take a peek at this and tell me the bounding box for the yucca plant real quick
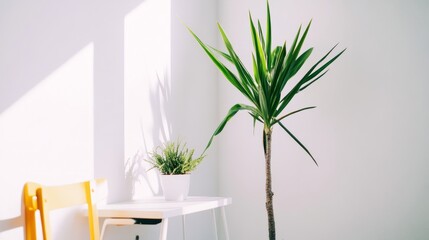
[188,1,345,239]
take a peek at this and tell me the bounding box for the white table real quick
[97,196,231,240]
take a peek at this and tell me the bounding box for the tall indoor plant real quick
[188,1,345,239]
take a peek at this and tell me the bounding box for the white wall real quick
[170,1,219,238]
[0,0,139,238]
[217,0,429,239]
[0,0,218,239]
[171,0,219,199]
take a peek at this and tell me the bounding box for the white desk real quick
[97,196,231,240]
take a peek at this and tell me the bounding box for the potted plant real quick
[188,1,345,239]
[147,140,204,201]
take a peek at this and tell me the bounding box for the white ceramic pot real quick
[160,174,190,201]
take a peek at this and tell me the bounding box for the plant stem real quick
[264,128,276,240]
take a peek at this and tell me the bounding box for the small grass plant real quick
[147,140,204,175]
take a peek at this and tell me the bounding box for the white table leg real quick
[221,207,230,240]
[212,209,219,240]
[159,218,169,240]
[182,215,187,240]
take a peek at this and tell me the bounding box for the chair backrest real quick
[23,182,41,240]
[24,179,106,240]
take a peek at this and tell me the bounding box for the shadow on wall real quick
[0,216,22,237]
[125,71,174,198]
[151,72,174,145]
[0,0,148,237]
[1,0,143,114]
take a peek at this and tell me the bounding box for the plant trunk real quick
[264,128,276,240]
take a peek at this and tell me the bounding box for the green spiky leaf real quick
[188,1,345,165]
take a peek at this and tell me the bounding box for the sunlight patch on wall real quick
[0,43,94,239]
[124,0,171,199]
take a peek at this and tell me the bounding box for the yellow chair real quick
[23,179,135,240]
[24,180,103,240]
[36,180,101,240]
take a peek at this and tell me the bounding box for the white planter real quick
[160,174,190,201]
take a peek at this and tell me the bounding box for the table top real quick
[96,196,232,219]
